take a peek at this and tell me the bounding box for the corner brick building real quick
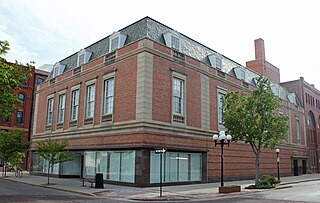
[31,17,308,186]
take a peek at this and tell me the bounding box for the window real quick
[217,92,225,124]
[173,78,184,115]
[103,78,114,115]
[171,35,180,50]
[18,93,25,104]
[108,32,127,52]
[110,37,119,52]
[77,49,92,67]
[208,54,222,70]
[57,94,66,123]
[2,117,9,123]
[52,63,66,78]
[86,84,95,118]
[37,78,44,84]
[46,98,54,125]
[16,111,23,123]
[296,118,300,143]
[70,89,79,121]
[318,116,320,128]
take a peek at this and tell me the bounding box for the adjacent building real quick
[0,66,49,170]
[30,17,308,186]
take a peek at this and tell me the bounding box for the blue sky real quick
[1,0,320,88]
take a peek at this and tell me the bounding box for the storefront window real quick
[61,153,81,175]
[150,151,202,183]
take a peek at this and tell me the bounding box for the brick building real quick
[0,66,49,170]
[31,17,308,186]
[282,77,320,174]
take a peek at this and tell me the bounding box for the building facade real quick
[282,77,320,174]
[31,17,308,186]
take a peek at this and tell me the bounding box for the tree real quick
[0,40,33,118]
[222,76,288,185]
[0,130,30,177]
[36,138,73,184]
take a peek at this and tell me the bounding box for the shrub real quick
[245,175,280,189]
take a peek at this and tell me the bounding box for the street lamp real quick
[213,131,232,187]
[276,148,280,181]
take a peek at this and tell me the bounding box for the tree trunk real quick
[255,152,260,185]
[47,165,50,185]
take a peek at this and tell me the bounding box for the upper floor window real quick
[103,78,114,115]
[46,98,54,125]
[233,67,246,81]
[296,118,300,143]
[109,32,127,52]
[217,91,225,124]
[77,49,92,67]
[52,63,66,78]
[70,89,79,121]
[18,93,25,104]
[2,117,9,123]
[16,111,23,123]
[318,116,320,128]
[173,78,184,115]
[85,84,95,118]
[37,78,44,84]
[163,32,182,51]
[57,94,66,123]
[208,54,222,70]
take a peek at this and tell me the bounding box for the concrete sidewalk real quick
[1,172,320,201]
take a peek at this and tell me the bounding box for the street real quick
[0,178,123,203]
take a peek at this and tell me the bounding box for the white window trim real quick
[85,79,96,119]
[217,87,227,126]
[77,49,92,67]
[57,93,66,124]
[46,94,54,125]
[52,63,66,78]
[163,31,182,51]
[208,54,223,70]
[70,88,80,121]
[172,71,186,124]
[102,72,115,116]
[108,31,127,53]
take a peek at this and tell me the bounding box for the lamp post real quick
[276,148,280,181]
[213,131,232,187]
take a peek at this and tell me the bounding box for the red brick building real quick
[282,77,320,174]
[31,17,308,186]
[0,66,49,170]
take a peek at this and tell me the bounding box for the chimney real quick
[254,38,265,60]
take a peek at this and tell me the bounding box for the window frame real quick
[57,93,66,123]
[16,111,23,123]
[46,97,54,125]
[103,77,115,115]
[70,89,80,121]
[85,83,96,118]
[217,87,227,126]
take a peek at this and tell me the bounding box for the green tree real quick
[8,151,25,172]
[36,138,73,184]
[0,130,29,177]
[0,40,33,118]
[222,76,288,185]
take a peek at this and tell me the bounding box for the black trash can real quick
[95,173,104,189]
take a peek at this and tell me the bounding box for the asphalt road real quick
[0,178,124,203]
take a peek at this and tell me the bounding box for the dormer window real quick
[163,31,182,51]
[233,67,246,81]
[77,49,92,67]
[271,85,280,96]
[208,54,222,70]
[52,63,66,78]
[109,32,127,52]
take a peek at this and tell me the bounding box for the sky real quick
[1,0,320,88]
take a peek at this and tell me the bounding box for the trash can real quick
[95,173,104,188]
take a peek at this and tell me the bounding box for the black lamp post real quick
[213,131,232,187]
[276,148,280,181]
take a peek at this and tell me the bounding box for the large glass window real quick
[296,118,300,143]
[103,78,114,115]
[150,151,202,183]
[57,94,65,123]
[60,153,81,175]
[84,151,135,183]
[173,78,184,115]
[46,98,54,125]
[71,89,79,121]
[86,84,95,118]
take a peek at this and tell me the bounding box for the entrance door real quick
[302,160,307,174]
[293,160,299,176]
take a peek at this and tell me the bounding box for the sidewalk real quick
[1,172,320,201]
